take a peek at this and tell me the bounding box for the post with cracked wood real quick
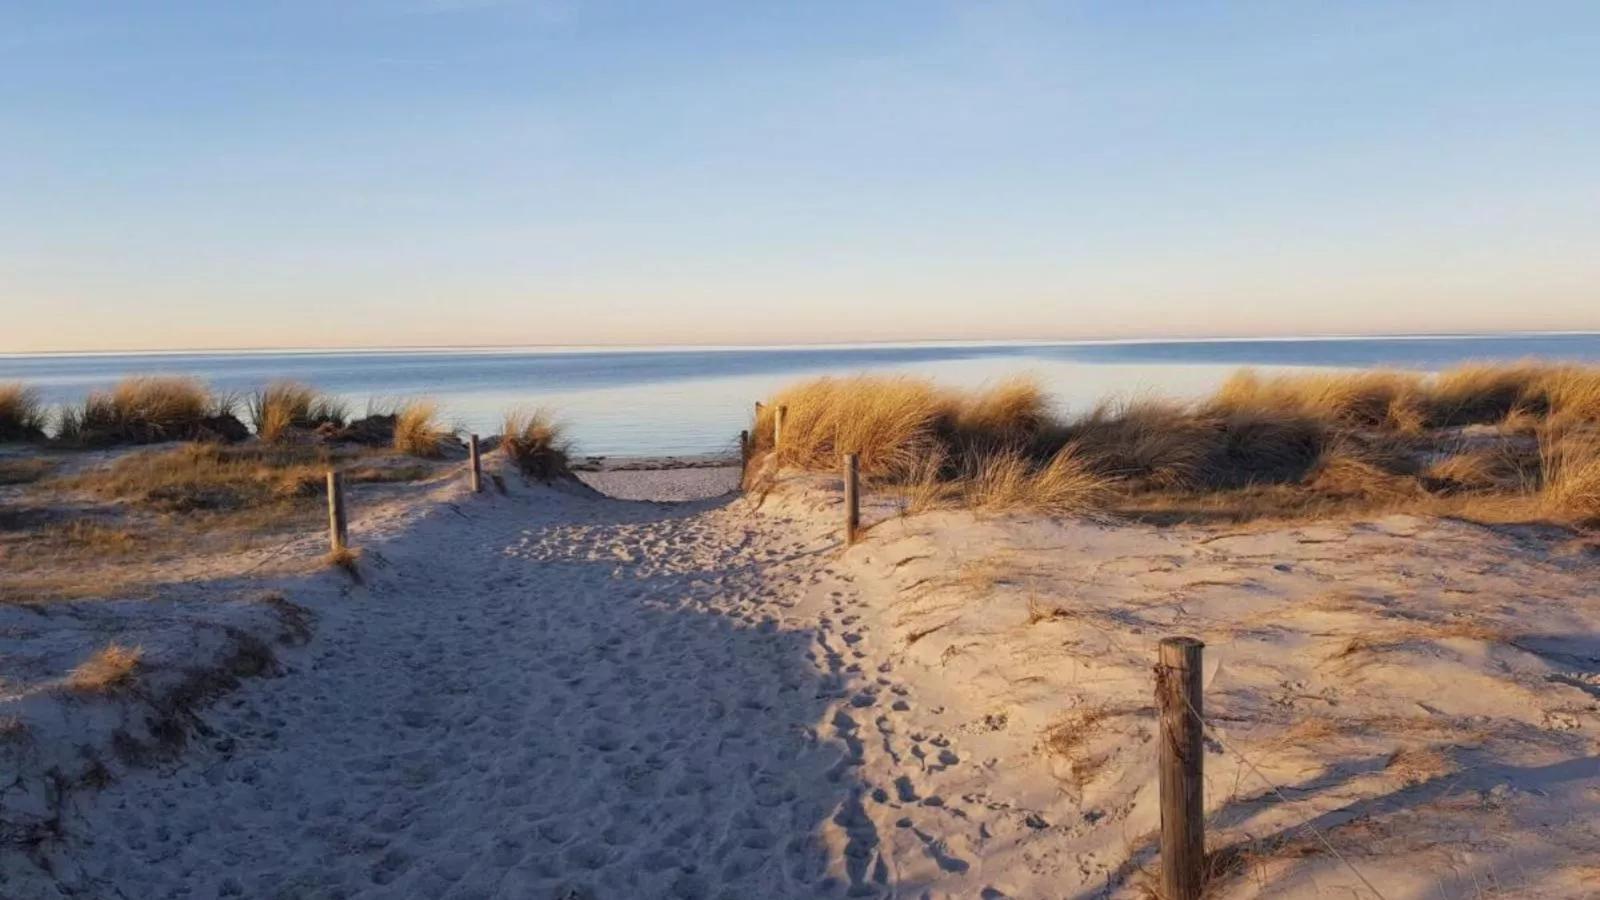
[1157,636,1205,900]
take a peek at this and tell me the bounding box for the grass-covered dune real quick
[748,362,1600,524]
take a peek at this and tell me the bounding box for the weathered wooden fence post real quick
[1157,637,1206,900]
[774,404,788,453]
[739,429,750,481]
[326,470,348,552]
[468,433,483,494]
[843,453,860,544]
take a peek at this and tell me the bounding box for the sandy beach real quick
[9,3,1600,893]
[1,446,1596,899]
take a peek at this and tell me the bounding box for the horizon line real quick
[4,328,1599,360]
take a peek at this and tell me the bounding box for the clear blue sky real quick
[3,1,1597,351]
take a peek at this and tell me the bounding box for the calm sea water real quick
[4,334,1598,456]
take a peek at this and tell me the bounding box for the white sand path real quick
[16,480,993,900]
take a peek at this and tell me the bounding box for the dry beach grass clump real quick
[750,361,1600,524]
[249,381,350,442]
[500,408,572,480]
[0,382,50,442]
[55,376,242,446]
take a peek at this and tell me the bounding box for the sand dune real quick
[3,460,1597,898]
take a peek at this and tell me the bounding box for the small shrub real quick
[67,644,143,693]
[393,401,450,458]
[502,408,571,480]
[0,382,49,442]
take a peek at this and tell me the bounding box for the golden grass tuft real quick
[1385,745,1459,785]
[67,643,143,693]
[1540,365,1600,427]
[393,401,450,458]
[1427,362,1549,426]
[1304,439,1425,503]
[1425,445,1539,494]
[961,445,1109,514]
[1540,431,1600,522]
[1041,705,1142,788]
[501,408,572,480]
[0,382,50,441]
[249,381,349,442]
[950,377,1051,444]
[1210,368,1427,432]
[58,376,218,446]
[758,376,948,477]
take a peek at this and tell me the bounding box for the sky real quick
[2,1,1597,352]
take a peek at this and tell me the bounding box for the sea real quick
[4,334,1599,457]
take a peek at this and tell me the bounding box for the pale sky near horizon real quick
[3,2,1597,353]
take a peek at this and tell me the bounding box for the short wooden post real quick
[1157,637,1206,900]
[843,453,861,544]
[468,434,483,494]
[774,404,788,452]
[739,429,750,480]
[326,470,348,553]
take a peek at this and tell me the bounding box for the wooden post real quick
[326,471,348,553]
[1157,637,1206,900]
[774,404,788,453]
[843,453,861,544]
[739,429,750,481]
[468,434,483,494]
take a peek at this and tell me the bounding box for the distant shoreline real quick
[5,329,1600,359]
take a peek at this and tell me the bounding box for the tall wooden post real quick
[468,434,483,494]
[326,471,348,553]
[774,404,788,453]
[1157,637,1206,900]
[739,429,750,481]
[843,453,860,544]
